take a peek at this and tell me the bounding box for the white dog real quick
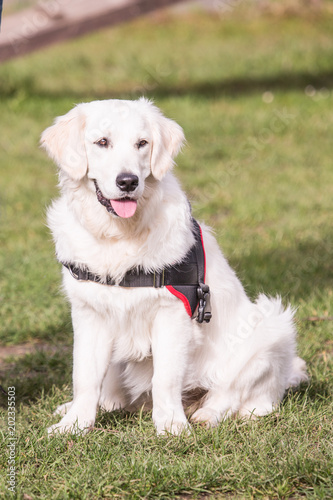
[41,98,307,436]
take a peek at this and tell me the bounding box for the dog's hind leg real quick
[190,389,237,427]
[190,382,273,426]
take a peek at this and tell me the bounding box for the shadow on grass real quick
[150,69,333,100]
[0,68,333,100]
[0,342,72,408]
[227,234,333,302]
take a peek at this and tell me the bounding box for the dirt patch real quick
[0,342,67,362]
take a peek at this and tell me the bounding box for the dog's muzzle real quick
[93,180,138,218]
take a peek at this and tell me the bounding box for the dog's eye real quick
[95,138,108,147]
[137,139,148,149]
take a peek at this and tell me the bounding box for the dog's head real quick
[41,98,185,218]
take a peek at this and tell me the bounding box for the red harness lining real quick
[166,285,193,317]
[166,224,206,318]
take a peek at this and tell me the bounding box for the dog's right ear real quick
[40,105,87,180]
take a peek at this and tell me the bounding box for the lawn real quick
[0,1,332,498]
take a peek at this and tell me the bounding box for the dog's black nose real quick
[116,173,139,193]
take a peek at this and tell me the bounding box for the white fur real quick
[41,98,308,436]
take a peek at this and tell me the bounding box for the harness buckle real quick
[153,270,165,288]
[197,283,212,323]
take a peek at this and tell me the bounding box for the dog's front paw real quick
[153,411,191,436]
[47,411,95,437]
[162,420,191,436]
[47,421,86,437]
[47,420,93,437]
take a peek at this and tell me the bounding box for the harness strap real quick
[62,218,211,323]
[63,262,198,288]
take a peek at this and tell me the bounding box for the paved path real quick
[0,0,191,62]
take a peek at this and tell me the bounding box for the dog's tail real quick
[254,294,308,390]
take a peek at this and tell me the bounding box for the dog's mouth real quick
[93,180,138,218]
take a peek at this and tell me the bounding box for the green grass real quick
[0,1,332,498]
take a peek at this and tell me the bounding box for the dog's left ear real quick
[40,104,87,180]
[140,99,185,180]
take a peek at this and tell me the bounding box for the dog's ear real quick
[140,99,185,181]
[40,105,87,180]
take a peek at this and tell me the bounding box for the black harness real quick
[62,218,211,323]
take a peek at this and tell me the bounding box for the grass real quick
[0,1,332,497]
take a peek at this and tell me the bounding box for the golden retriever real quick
[41,98,307,435]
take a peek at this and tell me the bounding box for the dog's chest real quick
[107,288,157,363]
[66,275,171,362]
[111,312,153,364]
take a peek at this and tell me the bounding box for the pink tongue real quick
[110,199,137,218]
